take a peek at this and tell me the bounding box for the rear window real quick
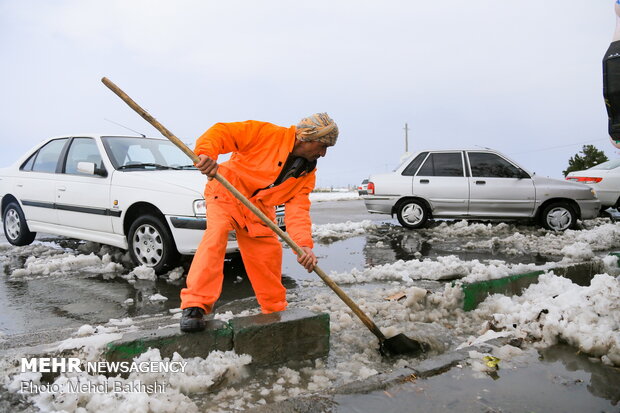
[402,152,428,176]
[588,159,620,170]
[417,152,463,177]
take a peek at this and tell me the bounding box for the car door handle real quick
[16,184,23,188]
[475,180,486,185]
[420,179,430,184]
[57,186,66,191]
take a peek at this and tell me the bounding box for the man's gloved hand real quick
[195,154,219,180]
[297,246,318,273]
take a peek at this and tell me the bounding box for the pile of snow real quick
[10,252,123,278]
[324,254,554,285]
[6,349,251,413]
[473,272,620,366]
[309,191,360,202]
[148,293,168,302]
[455,220,620,257]
[312,220,375,242]
[124,265,157,282]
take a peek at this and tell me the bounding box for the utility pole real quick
[403,123,409,153]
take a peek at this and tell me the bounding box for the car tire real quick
[3,202,36,246]
[128,214,179,274]
[396,199,429,229]
[540,202,577,231]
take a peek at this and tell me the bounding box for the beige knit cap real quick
[295,113,339,146]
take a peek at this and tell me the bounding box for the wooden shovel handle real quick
[101,77,387,342]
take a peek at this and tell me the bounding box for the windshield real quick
[588,158,620,170]
[101,137,196,170]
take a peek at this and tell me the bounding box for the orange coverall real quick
[180,121,316,314]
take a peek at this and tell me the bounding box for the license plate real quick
[276,215,285,228]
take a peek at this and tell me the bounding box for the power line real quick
[508,138,609,156]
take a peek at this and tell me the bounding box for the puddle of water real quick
[333,344,620,413]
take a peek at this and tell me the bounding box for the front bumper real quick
[166,216,239,255]
[575,199,601,220]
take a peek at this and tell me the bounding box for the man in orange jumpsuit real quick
[180,113,338,332]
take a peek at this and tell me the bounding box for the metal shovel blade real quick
[380,333,428,357]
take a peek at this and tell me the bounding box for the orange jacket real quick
[194,120,315,248]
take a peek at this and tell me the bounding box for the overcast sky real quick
[1,0,618,187]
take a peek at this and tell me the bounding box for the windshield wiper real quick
[175,165,198,169]
[117,163,178,170]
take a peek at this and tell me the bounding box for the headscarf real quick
[295,113,339,146]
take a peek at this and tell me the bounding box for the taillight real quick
[566,176,603,183]
[367,182,375,195]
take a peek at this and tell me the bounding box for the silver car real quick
[364,149,600,231]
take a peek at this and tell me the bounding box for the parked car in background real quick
[364,149,600,231]
[358,179,369,196]
[0,135,285,274]
[565,159,620,212]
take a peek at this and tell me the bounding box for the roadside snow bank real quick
[326,255,553,284]
[474,272,620,366]
[309,191,360,202]
[458,220,620,256]
[10,252,123,278]
[7,349,251,413]
[312,220,375,242]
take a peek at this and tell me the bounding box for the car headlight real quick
[193,199,206,216]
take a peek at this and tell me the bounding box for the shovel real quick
[101,77,427,357]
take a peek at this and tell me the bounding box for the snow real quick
[473,271,620,365]
[324,254,555,285]
[6,349,252,413]
[126,265,157,281]
[454,220,620,257]
[2,216,619,411]
[149,293,168,302]
[312,220,375,242]
[9,252,123,278]
[309,191,360,202]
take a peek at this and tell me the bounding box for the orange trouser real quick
[180,200,287,314]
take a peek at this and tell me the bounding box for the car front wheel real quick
[128,215,179,274]
[396,199,429,229]
[3,202,36,246]
[540,202,577,231]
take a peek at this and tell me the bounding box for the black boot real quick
[180,307,206,332]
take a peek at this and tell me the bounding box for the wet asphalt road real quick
[0,200,384,338]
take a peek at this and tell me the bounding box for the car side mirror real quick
[77,161,107,177]
[77,161,96,175]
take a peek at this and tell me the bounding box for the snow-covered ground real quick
[309,191,360,202]
[1,217,619,412]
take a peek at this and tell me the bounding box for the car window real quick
[588,159,620,170]
[31,138,69,173]
[102,137,195,169]
[64,138,105,175]
[402,152,428,176]
[417,152,463,177]
[468,152,522,178]
[20,153,37,171]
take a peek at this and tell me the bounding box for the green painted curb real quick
[458,253,618,312]
[105,319,233,363]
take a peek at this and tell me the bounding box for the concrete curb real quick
[105,308,330,367]
[459,253,619,311]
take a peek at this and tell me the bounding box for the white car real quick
[364,149,600,231]
[565,159,620,211]
[0,135,285,273]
